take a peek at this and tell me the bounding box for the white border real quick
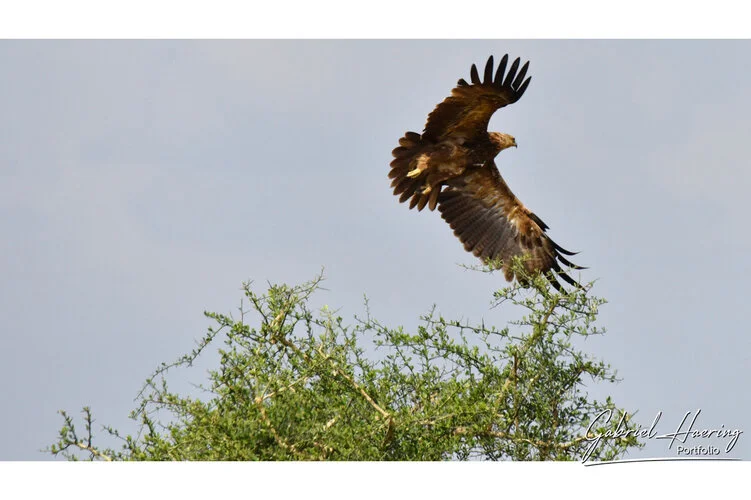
[3,461,749,499]
[0,0,749,38]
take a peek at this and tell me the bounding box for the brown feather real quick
[513,61,530,89]
[392,146,413,158]
[428,187,441,211]
[393,176,417,196]
[458,218,491,252]
[399,132,421,146]
[503,58,521,87]
[467,219,497,255]
[408,194,420,209]
[388,167,408,181]
[447,205,486,233]
[494,54,508,87]
[474,229,501,259]
[470,64,480,84]
[400,190,416,204]
[483,56,494,84]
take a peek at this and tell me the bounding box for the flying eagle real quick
[388,55,583,291]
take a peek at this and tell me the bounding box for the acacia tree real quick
[48,262,640,461]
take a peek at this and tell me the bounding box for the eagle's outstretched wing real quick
[422,55,531,143]
[437,163,582,291]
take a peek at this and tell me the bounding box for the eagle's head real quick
[490,132,517,154]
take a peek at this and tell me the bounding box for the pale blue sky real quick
[1,40,748,460]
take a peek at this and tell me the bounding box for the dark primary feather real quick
[494,55,508,85]
[483,57,494,84]
[512,61,530,89]
[502,58,520,87]
[422,54,532,143]
[470,63,480,84]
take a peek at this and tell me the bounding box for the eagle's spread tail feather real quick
[389,131,438,211]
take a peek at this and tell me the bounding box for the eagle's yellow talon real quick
[406,168,422,178]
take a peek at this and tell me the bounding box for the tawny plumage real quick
[388,55,583,291]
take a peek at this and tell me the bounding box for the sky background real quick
[0,40,748,460]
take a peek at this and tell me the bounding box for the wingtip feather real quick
[494,54,509,87]
[483,56,494,85]
[502,57,521,88]
[470,64,480,84]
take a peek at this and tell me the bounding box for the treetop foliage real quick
[49,261,640,461]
